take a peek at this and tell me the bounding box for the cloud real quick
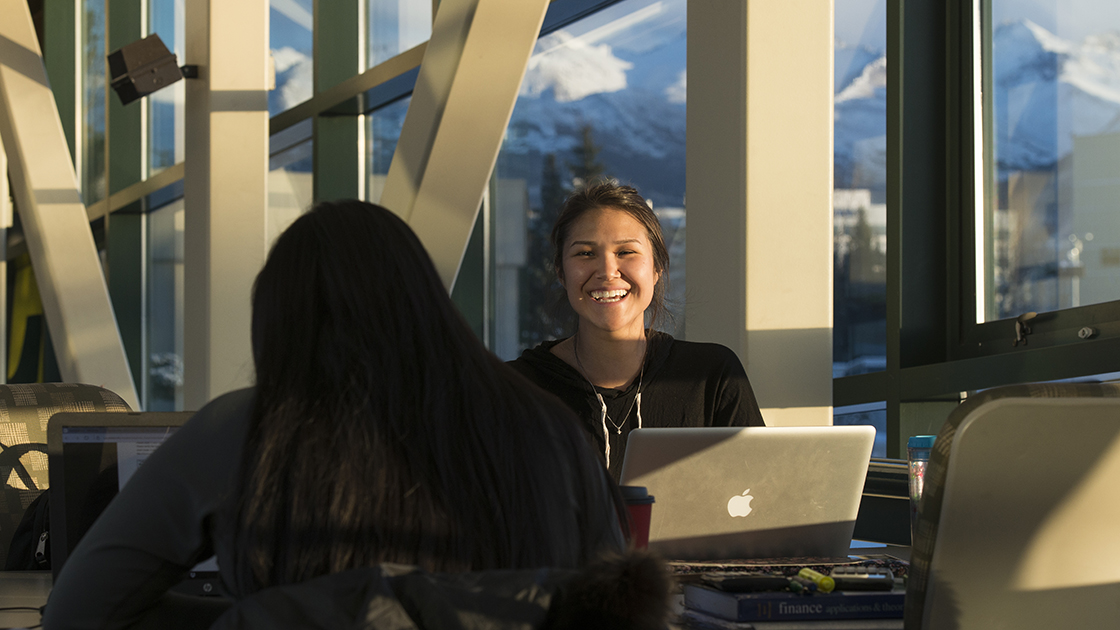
[665,70,686,104]
[521,30,633,103]
[272,46,308,74]
[271,46,313,111]
[836,54,886,103]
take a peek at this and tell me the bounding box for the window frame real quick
[834,0,1120,458]
[954,0,1120,363]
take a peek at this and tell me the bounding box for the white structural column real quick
[380,0,550,291]
[686,1,834,426]
[0,1,139,408]
[183,0,269,409]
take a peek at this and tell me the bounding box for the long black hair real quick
[230,200,622,593]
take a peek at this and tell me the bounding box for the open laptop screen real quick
[56,424,179,564]
[47,411,220,593]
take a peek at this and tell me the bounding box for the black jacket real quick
[210,552,672,630]
[509,331,765,480]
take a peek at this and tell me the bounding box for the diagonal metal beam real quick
[380,0,550,291]
[0,0,139,408]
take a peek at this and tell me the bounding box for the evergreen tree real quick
[540,153,567,227]
[520,127,612,348]
[834,206,887,373]
[848,208,884,284]
[520,154,570,346]
[569,124,606,185]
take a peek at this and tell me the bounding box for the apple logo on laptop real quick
[727,489,754,517]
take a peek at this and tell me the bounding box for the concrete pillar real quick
[183,0,270,409]
[686,0,834,426]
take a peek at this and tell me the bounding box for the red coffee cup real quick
[620,485,655,549]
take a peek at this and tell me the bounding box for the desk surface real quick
[0,571,50,629]
[0,546,910,629]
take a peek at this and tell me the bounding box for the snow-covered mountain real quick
[501,22,688,208]
[832,18,1120,188]
[360,16,1120,209]
[991,19,1120,170]
[835,42,887,193]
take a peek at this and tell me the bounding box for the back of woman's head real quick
[251,200,461,407]
[234,200,616,593]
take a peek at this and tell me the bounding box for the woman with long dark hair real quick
[510,181,766,480]
[44,201,625,629]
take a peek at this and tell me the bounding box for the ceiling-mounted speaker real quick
[108,34,183,106]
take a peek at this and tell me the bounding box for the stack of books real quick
[679,564,906,630]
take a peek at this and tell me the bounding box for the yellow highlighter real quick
[797,567,835,593]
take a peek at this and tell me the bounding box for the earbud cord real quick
[572,330,645,469]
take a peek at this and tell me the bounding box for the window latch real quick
[1014,312,1037,347]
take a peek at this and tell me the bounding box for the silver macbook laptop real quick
[47,411,220,595]
[619,426,876,561]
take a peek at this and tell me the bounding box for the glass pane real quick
[148,0,185,174]
[146,198,185,411]
[490,0,687,360]
[833,0,887,377]
[269,120,314,246]
[368,0,431,68]
[270,0,314,114]
[81,0,106,204]
[835,402,887,458]
[983,1,1120,321]
[366,96,410,204]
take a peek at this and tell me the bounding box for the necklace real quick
[572,331,646,469]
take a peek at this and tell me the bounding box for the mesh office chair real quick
[0,383,130,567]
[905,382,1120,630]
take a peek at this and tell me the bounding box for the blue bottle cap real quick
[907,435,936,449]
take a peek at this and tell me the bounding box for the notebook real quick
[618,426,876,561]
[47,411,221,595]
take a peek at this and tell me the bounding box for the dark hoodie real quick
[509,330,765,481]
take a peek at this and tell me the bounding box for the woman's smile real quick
[590,289,629,303]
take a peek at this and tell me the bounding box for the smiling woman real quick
[509,181,766,480]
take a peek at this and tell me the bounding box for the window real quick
[148,0,185,175]
[146,196,185,411]
[269,120,314,244]
[80,0,106,203]
[366,96,411,204]
[980,1,1120,322]
[834,0,887,378]
[368,0,431,69]
[270,0,314,114]
[835,402,888,458]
